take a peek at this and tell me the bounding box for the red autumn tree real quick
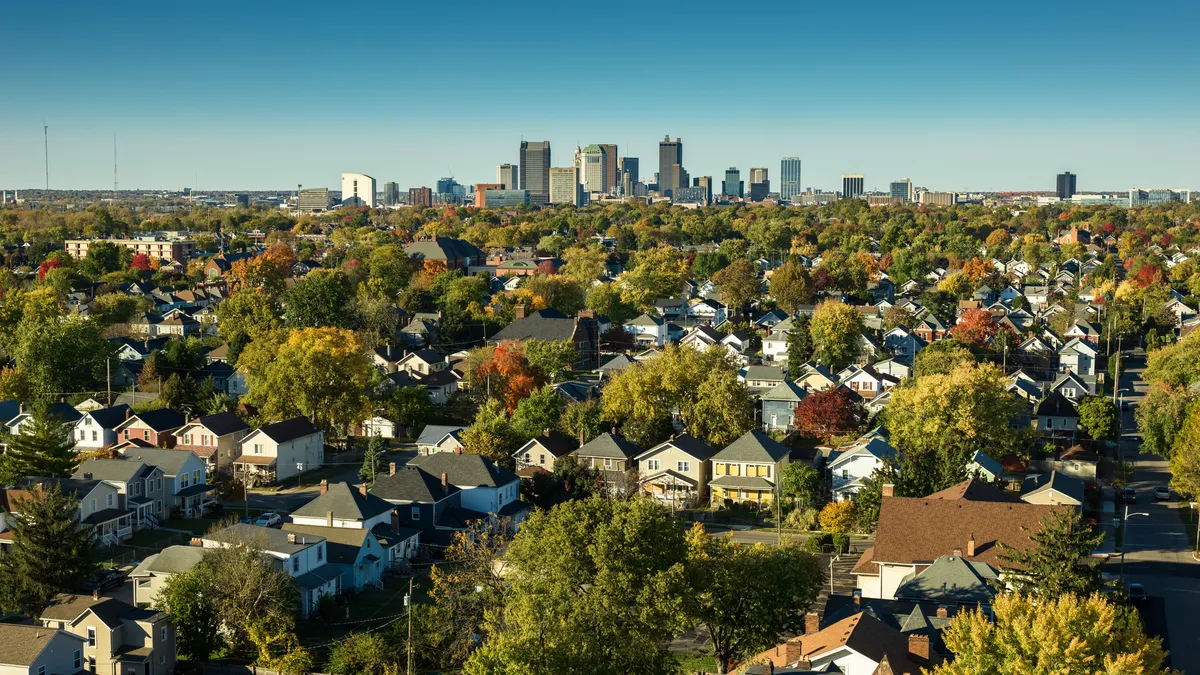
[37,257,62,281]
[130,253,153,271]
[793,387,859,440]
[474,340,541,412]
[950,308,998,347]
[536,260,557,275]
[1135,263,1164,288]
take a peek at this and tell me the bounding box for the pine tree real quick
[998,507,1105,598]
[358,435,388,483]
[786,314,814,375]
[0,483,97,616]
[0,406,80,484]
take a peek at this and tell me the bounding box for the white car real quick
[1154,486,1171,501]
[254,512,283,527]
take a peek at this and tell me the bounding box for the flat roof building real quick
[341,173,376,208]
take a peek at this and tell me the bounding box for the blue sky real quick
[2,0,1198,192]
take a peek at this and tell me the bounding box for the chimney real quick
[907,634,931,665]
[92,588,100,600]
[515,304,526,320]
[936,604,949,619]
[320,479,328,495]
[543,427,550,437]
[126,409,132,420]
[391,509,400,530]
[852,588,862,609]
[287,532,296,544]
[967,535,976,558]
[83,472,93,480]
[441,472,448,490]
[359,484,368,497]
[109,448,119,460]
[804,611,820,634]
[18,403,24,415]
[454,445,461,455]
[952,548,963,558]
[389,462,396,476]
[326,511,333,527]
[882,483,894,497]
[189,537,202,546]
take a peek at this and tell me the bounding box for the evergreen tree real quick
[786,314,814,375]
[998,507,1105,598]
[0,406,79,485]
[359,436,389,484]
[0,483,96,616]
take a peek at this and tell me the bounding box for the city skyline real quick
[1,1,1198,191]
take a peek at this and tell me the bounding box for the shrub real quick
[317,593,340,621]
[803,532,832,553]
[818,501,858,534]
[785,507,820,531]
[831,532,850,554]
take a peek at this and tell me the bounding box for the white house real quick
[71,405,134,450]
[233,417,325,484]
[1058,337,1098,376]
[203,523,337,618]
[415,425,466,455]
[828,436,897,502]
[624,313,667,347]
[409,451,527,524]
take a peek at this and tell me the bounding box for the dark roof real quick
[116,448,196,476]
[290,482,395,522]
[407,453,517,488]
[518,430,577,458]
[1021,471,1085,504]
[573,432,642,460]
[19,476,101,501]
[490,309,582,342]
[925,478,1021,503]
[418,369,459,386]
[373,344,406,362]
[254,416,321,443]
[124,408,185,432]
[1034,391,1078,417]
[405,348,444,364]
[642,433,718,462]
[0,400,18,424]
[86,404,133,428]
[41,593,136,628]
[73,458,154,484]
[893,554,998,604]
[281,524,371,565]
[205,522,324,555]
[403,237,483,263]
[192,411,251,436]
[415,425,465,446]
[370,466,458,503]
[711,429,790,463]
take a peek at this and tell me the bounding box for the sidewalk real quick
[1095,486,1117,556]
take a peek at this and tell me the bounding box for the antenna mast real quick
[43,121,49,190]
[113,135,119,195]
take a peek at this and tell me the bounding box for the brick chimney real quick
[320,479,328,495]
[441,472,448,490]
[287,532,296,544]
[882,483,894,497]
[359,484,368,497]
[454,445,462,455]
[967,535,975,558]
[83,472,93,480]
[93,588,100,599]
[189,537,202,546]
[804,611,820,635]
[515,304,526,319]
[936,604,949,619]
[952,547,963,558]
[907,634,931,665]
[126,409,132,420]
[389,462,396,476]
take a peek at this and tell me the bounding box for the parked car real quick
[86,568,126,592]
[204,502,224,516]
[1121,487,1137,504]
[1127,583,1147,603]
[1155,486,1171,501]
[254,512,282,527]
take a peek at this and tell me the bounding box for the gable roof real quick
[893,553,999,603]
[84,404,134,429]
[205,522,324,555]
[572,432,643,461]
[130,545,206,577]
[0,624,85,666]
[1021,471,1085,504]
[117,447,199,476]
[516,430,577,458]
[925,478,1020,502]
[638,433,718,462]
[191,411,251,436]
[762,379,808,402]
[1035,391,1077,417]
[291,482,395,522]
[281,523,372,564]
[40,593,138,629]
[118,407,185,432]
[370,466,458,503]
[415,424,466,446]
[490,309,582,342]
[407,452,518,488]
[72,458,155,484]
[253,416,321,443]
[711,429,790,463]
[828,437,896,469]
[799,612,920,673]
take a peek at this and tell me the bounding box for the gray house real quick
[760,380,807,432]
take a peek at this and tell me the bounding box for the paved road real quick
[1110,350,1200,673]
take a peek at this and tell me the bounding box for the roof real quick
[281,524,371,564]
[403,348,444,364]
[290,482,395,522]
[828,437,896,469]
[799,612,920,673]
[253,416,321,443]
[85,404,134,428]
[117,447,197,476]
[893,553,999,603]
[407,452,518,488]
[639,433,718,462]
[415,424,465,446]
[597,354,633,372]
[0,624,84,666]
[41,593,136,629]
[19,476,102,501]
[1034,391,1078,417]
[403,237,483,263]
[517,430,577,459]
[745,365,785,381]
[871,495,1059,567]
[572,432,643,461]
[1021,471,1085,505]
[130,545,206,578]
[711,429,790,463]
[761,379,808,402]
[191,411,251,436]
[121,407,186,432]
[970,450,1004,478]
[73,458,153,484]
[628,313,665,327]
[370,466,458,503]
[709,475,775,489]
[370,522,421,549]
[489,308,584,342]
[926,478,1020,502]
[205,523,324,555]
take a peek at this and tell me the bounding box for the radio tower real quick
[113,135,119,195]
[43,121,49,190]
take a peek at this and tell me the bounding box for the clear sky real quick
[2,0,1198,193]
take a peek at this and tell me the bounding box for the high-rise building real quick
[722,168,743,199]
[497,164,519,190]
[408,187,433,208]
[750,168,769,185]
[383,181,400,206]
[1056,171,1077,200]
[673,186,708,204]
[520,141,551,205]
[341,173,376,207]
[889,178,914,203]
[474,183,503,208]
[749,181,770,202]
[919,191,958,207]
[780,158,802,201]
[695,176,713,203]
[297,188,333,214]
[618,157,639,185]
[599,144,618,193]
[658,136,683,197]
[841,174,864,199]
[549,167,581,205]
[582,145,606,194]
[482,189,530,208]
[436,177,458,195]
[1129,188,1190,207]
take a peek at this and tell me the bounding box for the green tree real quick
[559,400,607,446]
[786,314,814,374]
[283,269,357,329]
[1137,385,1192,458]
[462,399,517,468]
[12,316,115,397]
[818,501,857,533]
[689,369,755,448]
[585,282,637,324]
[620,246,689,310]
[366,244,414,296]
[0,484,96,617]
[931,593,1174,675]
[465,498,689,675]
[768,261,812,315]
[684,524,824,674]
[560,246,610,284]
[1077,395,1119,440]
[327,633,397,675]
[912,338,974,377]
[711,258,760,313]
[510,385,566,440]
[525,339,579,382]
[429,519,512,667]
[158,567,224,660]
[359,436,389,483]
[690,251,729,281]
[388,386,432,432]
[809,300,863,368]
[998,507,1105,598]
[780,460,822,510]
[853,465,900,531]
[90,293,148,327]
[0,406,80,485]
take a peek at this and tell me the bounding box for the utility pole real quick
[406,577,414,675]
[106,358,112,406]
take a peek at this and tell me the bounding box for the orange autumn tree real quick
[961,257,995,285]
[473,340,542,411]
[231,243,294,296]
[950,308,998,347]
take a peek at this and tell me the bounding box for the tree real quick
[510,384,566,440]
[931,593,1174,675]
[684,524,824,674]
[471,341,541,412]
[560,246,609,284]
[462,399,517,468]
[0,484,96,617]
[1168,400,1200,498]
[388,386,432,432]
[0,406,81,484]
[217,289,282,340]
[786,314,814,374]
[809,300,863,368]
[921,290,958,326]
[620,246,689,310]
[1137,385,1192,458]
[881,305,916,332]
[232,243,294,296]
[90,292,148,327]
[769,261,812,315]
[912,338,974,377]
[246,327,372,434]
[938,271,973,299]
[853,465,900,531]
[792,387,859,440]
[524,339,578,382]
[711,258,760,312]
[585,282,637,324]
[950,308,998,347]
[158,567,223,660]
[12,316,115,397]
[283,269,357,329]
[327,633,397,675]
[818,501,857,533]
[0,367,32,404]
[429,519,512,667]
[689,369,755,447]
[359,436,389,483]
[366,244,414,296]
[780,462,822,510]
[559,400,607,447]
[690,251,729,281]
[465,498,689,675]
[130,252,153,272]
[522,456,603,508]
[1077,395,1119,441]
[998,507,1105,598]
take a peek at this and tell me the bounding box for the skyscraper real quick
[520,140,551,205]
[341,173,376,207]
[750,168,769,185]
[695,176,713,203]
[1056,171,1077,200]
[780,158,802,201]
[383,181,400,206]
[599,144,617,193]
[723,168,743,199]
[408,187,432,208]
[841,174,864,199]
[618,157,639,184]
[549,167,581,206]
[889,178,914,203]
[582,145,606,194]
[497,164,518,190]
[658,136,683,198]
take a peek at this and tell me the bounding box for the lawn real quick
[297,575,432,646]
[674,653,718,673]
[159,517,219,536]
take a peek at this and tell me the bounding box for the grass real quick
[272,462,354,490]
[297,575,433,645]
[674,653,719,673]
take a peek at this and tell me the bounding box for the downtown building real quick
[722,167,743,199]
[520,141,551,205]
[780,157,802,202]
[919,191,958,207]
[658,136,684,198]
[1129,188,1190,207]
[841,174,864,199]
[297,187,333,214]
[497,163,519,190]
[341,173,376,207]
[549,167,582,205]
[1056,171,1077,200]
[889,178,914,203]
[408,187,433,208]
[383,181,400,206]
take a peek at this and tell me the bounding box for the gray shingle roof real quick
[489,309,581,342]
[407,452,517,488]
[761,380,807,402]
[893,554,998,603]
[415,424,465,446]
[73,458,152,484]
[711,429,790,463]
[130,545,206,578]
[0,624,85,666]
[370,466,458,503]
[290,482,395,522]
[204,522,324,555]
[572,432,643,461]
[117,448,196,476]
[191,411,251,437]
[640,433,718,462]
[1021,471,1085,504]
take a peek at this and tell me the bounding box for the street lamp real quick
[1120,503,1150,587]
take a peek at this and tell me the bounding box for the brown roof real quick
[851,545,879,575]
[872,495,1059,567]
[0,624,83,666]
[799,613,919,673]
[925,478,1020,503]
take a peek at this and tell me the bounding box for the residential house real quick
[71,405,133,451]
[754,309,788,329]
[968,450,1004,482]
[416,368,461,405]
[625,313,668,347]
[679,325,723,351]
[113,409,186,448]
[570,432,643,497]
[839,365,888,399]
[0,623,89,675]
[233,417,325,484]
[871,358,911,380]
[409,451,527,523]
[2,478,131,548]
[709,429,790,506]
[747,611,934,675]
[829,436,897,502]
[882,327,924,361]
[202,523,337,618]
[116,448,211,518]
[290,480,420,568]
[370,466,486,549]
[635,434,717,507]
[1064,320,1102,347]
[1049,372,1091,402]
[130,545,207,606]
[72,458,167,528]
[743,365,786,391]
[761,380,806,431]
[488,307,601,369]
[513,430,577,474]
[6,402,82,436]
[403,237,485,270]
[687,298,727,325]
[795,363,837,392]
[360,415,396,438]
[852,480,1059,599]
[171,412,252,478]
[394,349,447,378]
[855,333,881,364]
[39,594,176,675]
[912,316,949,343]
[281,522,388,592]
[416,425,466,455]
[1020,471,1085,510]
[1058,337,1099,376]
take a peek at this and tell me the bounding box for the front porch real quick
[85,509,136,548]
[640,471,702,508]
[174,483,215,518]
[233,456,278,486]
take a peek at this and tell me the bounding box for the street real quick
[1110,349,1200,673]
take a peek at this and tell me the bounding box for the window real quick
[842,469,849,479]
[78,430,83,441]
[37,667,45,675]
[123,430,130,440]
[254,444,263,454]
[677,460,690,473]
[143,430,150,441]
[1062,388,1076,399]
[74,650,82,671]
[92,430,97,441]
[106,494,113,508]
[292,557,300,573]
[317,545,323,562]
[183,434,192,445]
[157,478,162,491]
[161,626,167,642]
[647,459,660,472]
[89,498,96,514]
[538,454,546,465]
[87,626,96,647]
[411,506,421,519]
[604,458,612,469]
[155,500,161,514]
[523,452,530,463]
[193,469,201,484]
